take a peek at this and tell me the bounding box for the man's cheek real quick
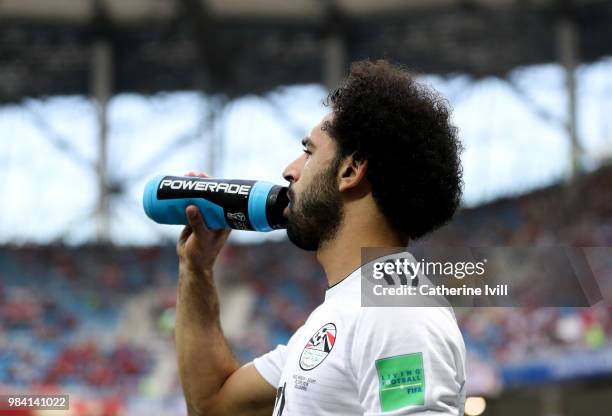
[304,157,312,170]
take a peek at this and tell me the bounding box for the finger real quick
[186,205,208,236]
[178,225,193,244]
[213,228,231,246]
[184,171,196,177]
[197,172,210,178]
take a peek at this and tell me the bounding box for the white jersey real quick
[253,266,466,416]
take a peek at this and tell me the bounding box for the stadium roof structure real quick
[2,0,610,243]
[1,0,612,101]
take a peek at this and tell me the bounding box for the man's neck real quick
[317,216,406,288]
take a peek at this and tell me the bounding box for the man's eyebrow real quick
[301,137,316,149]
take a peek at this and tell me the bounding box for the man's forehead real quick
[309,113,334,145]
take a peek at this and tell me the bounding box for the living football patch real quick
[375,352,425,411]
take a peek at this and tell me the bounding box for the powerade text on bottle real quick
[143,175,289,231]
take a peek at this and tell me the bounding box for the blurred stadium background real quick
[1,0,612,415]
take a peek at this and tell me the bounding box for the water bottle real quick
[143,175,289,231]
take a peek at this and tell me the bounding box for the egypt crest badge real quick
[299,323,337,371]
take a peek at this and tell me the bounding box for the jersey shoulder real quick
[352,305,465,356]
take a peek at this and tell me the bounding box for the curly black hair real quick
[324,59,463,240]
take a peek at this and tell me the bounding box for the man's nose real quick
[282,156,303,183]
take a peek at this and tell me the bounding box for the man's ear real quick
[338,155,368,192]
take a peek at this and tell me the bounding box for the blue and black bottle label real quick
[156,176,255,230]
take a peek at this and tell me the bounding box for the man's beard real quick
[286,158,343,251]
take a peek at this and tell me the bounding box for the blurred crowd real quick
[0,165,611,414]
[435,164,612,247]
[0,246,176,414]
[458,307,610,363]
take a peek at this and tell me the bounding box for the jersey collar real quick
[325,267,361,300]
